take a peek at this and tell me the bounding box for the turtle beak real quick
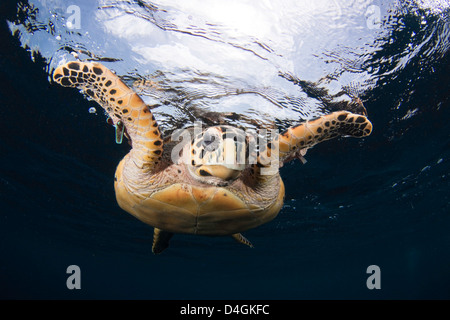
[196,165,242,181]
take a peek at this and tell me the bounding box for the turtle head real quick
[187,126,248,185]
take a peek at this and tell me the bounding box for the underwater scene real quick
[1,0,449,300]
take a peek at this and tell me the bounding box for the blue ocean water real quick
[1,0,449,300]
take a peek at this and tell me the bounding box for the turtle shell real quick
[114,158,285,235]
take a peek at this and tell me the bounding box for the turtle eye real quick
[203,135,215,146]
[202,131,219,151]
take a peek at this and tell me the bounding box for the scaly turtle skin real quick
[53,61,373,254]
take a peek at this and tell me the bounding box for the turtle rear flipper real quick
[53,61,163,171]
[152,228,174,254]
[231,233,254,248]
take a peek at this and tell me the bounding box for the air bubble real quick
[115,121,125,144]
[89,107,97,114]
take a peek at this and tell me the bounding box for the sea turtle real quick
[53,61,373,254]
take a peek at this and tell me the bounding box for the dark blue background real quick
[1,1,449,299]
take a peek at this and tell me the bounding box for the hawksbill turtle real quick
[53,61,373,254]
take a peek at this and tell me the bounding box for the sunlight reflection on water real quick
[7,0,450,135]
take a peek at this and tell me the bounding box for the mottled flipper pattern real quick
[152,228,174,254]
[278,111,373,163]
[53,61,163,171]
[231,233,254,248]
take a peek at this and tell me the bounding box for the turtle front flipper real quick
[53,61,163,172]
[152,228,174,254]
[278,111,373,164]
